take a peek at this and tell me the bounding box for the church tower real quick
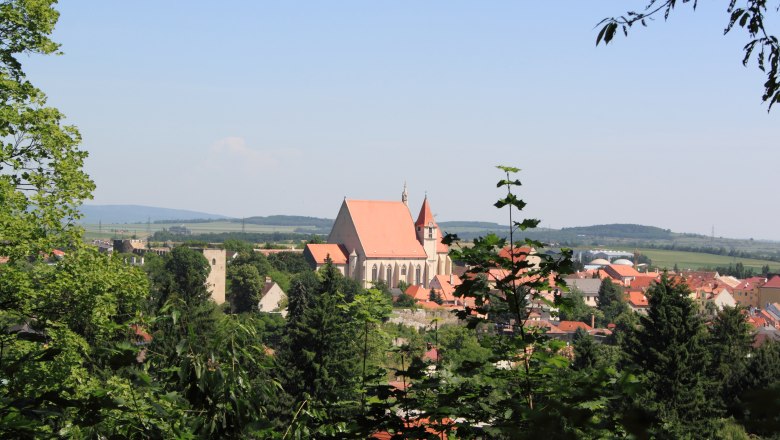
[415,197,438,286]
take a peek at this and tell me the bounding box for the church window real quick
[212,258,216,265]
[415,266,421,285]
[371,265,378,281]
[387,265,393,284]
[401,266,407,276]
[428,228,433,239]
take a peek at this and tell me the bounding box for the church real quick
[304,187,453,289]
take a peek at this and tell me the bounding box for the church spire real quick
[415,195,436,227]
[402,181,408,206]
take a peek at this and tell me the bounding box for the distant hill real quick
[559,224,675,240]
[439,221,506,229]
[78,205,231,224]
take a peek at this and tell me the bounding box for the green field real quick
[612,248,780,272]
[82,221,315,240]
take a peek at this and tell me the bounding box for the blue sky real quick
[23,1,778,239]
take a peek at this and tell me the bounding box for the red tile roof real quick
[406,285,430,301]
[736,276,767,290]
[342,200,428,258]
[415,197,436,227]
[606,264,641,278]
[556,321,593,332]
[627,291,649,307]
[763,275,780,289]
[304,243,348,264]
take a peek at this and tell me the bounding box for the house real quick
[710,287,737,310]
[303,244,349,275]
[304,190,452,289]
[564,277,601,307]
[626,291,650,314]
[758,275,780,307]
[258,277,287,316]
[603,264,642,286]
[733,276,766,308]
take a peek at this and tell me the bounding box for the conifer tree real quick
[709,306,753,415]
[623,275,716,438]
[596,278,628,326]
[276,261,360,431]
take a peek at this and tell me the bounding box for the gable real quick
[335,200,427,259]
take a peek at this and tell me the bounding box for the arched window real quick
[371,264,378,282]
[386,265,393,285]
[401,265,407,276]
[415,266,421,285]
[212,258,216,265]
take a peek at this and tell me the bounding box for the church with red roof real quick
[303,186,453,288]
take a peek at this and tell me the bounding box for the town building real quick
[304,189,453,288]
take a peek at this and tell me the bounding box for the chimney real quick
[265,276,272,284]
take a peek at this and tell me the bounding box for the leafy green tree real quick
[268,251,310,274]
[147,246,211,309]
[0,0,94,262]
[228,263,262,313]
[558,286,599,323]
[622,275,716,438]
[596,278,628,326]
[598,0,780,110]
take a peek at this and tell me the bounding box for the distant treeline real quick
[237,215,334,229]
[641,242,780,263]
[154,218,234,224]
[560,224,674,240]
[151,230,322,243]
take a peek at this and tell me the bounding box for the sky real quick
[22,1,778,239]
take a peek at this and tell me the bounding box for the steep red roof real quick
[763,275,780,289]
[415,196,436,227]
[406,285,430,302]
[344,200,427,258]
[304,243,348,264]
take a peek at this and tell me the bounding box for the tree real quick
[0,0,94,261]
[558,286,599,323]
[572,327,598,371]
[622,275,716,437]
[709,306,754,415]
[598,0,780,110]
[228,263,262,313]
[596,278,628,326]
[275,262,360,432]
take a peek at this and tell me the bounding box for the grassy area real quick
[81,221,315,240]
[617,248,780,272]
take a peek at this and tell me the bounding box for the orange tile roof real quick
[405,285,430,301]
[343,199,428,258]
[556,321,593,332]
[629,275,659,291]
[498,246,532,263]
[304,243,348,264]
[606,264,642,278]
[627,291,649,307]
[430,274,461,302]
